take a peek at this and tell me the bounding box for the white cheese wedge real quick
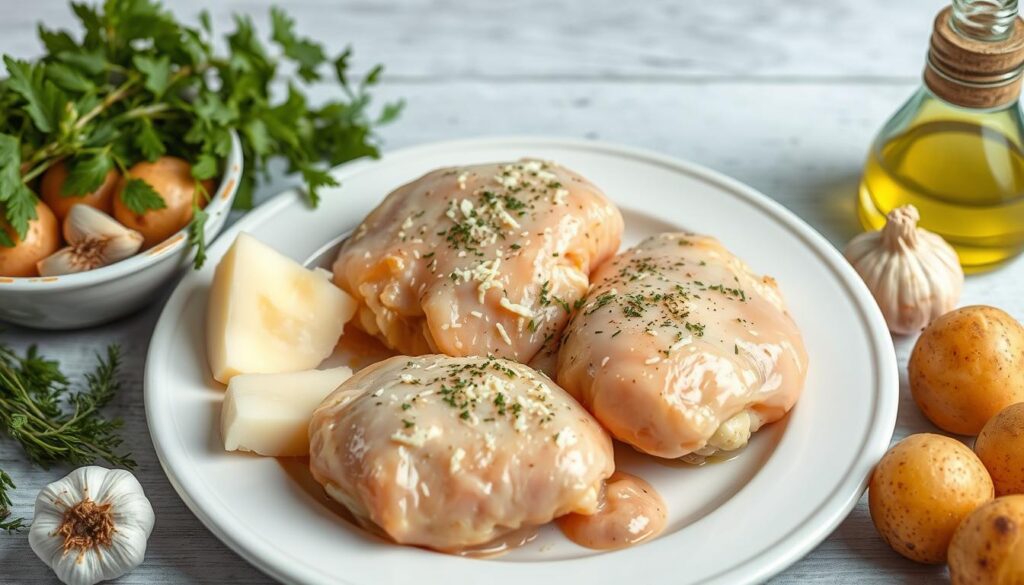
[207,233,357,384]
[221,366,353,456]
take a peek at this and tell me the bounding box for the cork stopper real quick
[925,6,1024,108]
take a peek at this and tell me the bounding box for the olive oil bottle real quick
[858,0,1024,272]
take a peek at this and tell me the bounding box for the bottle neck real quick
[924,5,1024,109]
[951,0,1019,42]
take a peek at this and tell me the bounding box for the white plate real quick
[146,137,898,585]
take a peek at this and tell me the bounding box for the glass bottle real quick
[858,0,1024,272]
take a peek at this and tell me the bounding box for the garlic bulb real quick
[844,205,963,335]
[37,205,144,276]
[29,466,155,585]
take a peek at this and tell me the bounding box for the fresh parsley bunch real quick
[0,0,401,267]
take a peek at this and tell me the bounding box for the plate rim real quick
[145,135,898,585]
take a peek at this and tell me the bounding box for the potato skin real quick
[113,157,199,249]
[868,433,993,564]
[909,306,1024,436]
[0,199,60,277]
[948,495,1024,584]
[39,161,118,222]
[975,403,1024,496]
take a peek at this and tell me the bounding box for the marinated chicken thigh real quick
[332,160,623,362]
[308,354,614,551]
[557,233,808,460]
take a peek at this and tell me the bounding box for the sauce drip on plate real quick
[451,525,540,558]
[556,471,666,550]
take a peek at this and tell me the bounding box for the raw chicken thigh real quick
[557,233,808,460]
[332,160,623,362]
[308,354,614,551]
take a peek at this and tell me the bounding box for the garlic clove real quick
[36,205,144,276]
[844,204,964,335]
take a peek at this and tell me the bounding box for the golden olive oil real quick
[858,92,1024,271]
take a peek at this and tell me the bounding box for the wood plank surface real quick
[2,1,1020,583]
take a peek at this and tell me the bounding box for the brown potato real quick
[975,402,1024,496]
[948,495,1024,584]
[909,306,1024,436]
[0,199,61,277]
[39,161,118,222]
[868,433,993,564]
[113,157,201,248]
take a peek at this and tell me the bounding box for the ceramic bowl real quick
[0,131,243,330]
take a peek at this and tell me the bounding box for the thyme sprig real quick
[0,343,133,533]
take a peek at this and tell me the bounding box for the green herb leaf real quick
[133,54,171,96]
[0,134,38,243]
[0,469,24,533]
[46,62,96,93]
[134,120,165,162]
[3,56,64,133]
[188,205,208,269]
[119,177,166,214]
[70,2,104,46]
[299,164,339,207]
[191,153,218,181]
[270,7,326,82]
[56,48,107,75]
[37,25,78,54]
[377,100,405,125]
[63,151,114,196]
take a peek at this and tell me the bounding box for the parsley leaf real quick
[46,62,95,93]
[270,7,326,82]
[119,178,166,214]
[188,204,208,269]
[0,134,38,242]
[132,54,171,97]
[299,164,339,207]
[133,119,165,162]
[63,151,114,196]
[190,153,218,181]
[3,57,65,133]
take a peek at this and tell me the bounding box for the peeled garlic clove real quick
[63,204,140,246]
[37,247,87,276]
[37,205,144,276]
[844,205,963,335]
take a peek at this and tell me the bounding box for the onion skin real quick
[0,199,61,277]
[113,157,203,249]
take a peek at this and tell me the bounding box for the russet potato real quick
[975,402,1024,496]
[909,306,1024,436]
[868,433,993,564]
[948,495,1024,584]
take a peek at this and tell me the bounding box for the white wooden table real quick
[2,0,1021,582]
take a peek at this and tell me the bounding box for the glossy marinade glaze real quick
[556,471,667,550]
[332,160,623,362]
[557,233,808,459]
[308,354,615,552]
